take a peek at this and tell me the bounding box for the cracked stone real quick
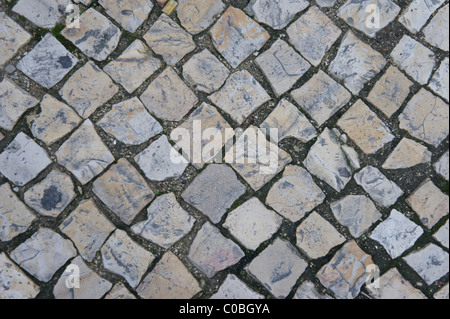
[366,268,426,299]
[382,138,432,169]
[434,284,449,299]
[99,0,154,33]
[399,0,445,34]
[12,0,71,29]
[211,274,264,299]
[0,12,31,67]
[0,253,40,299]
[434,220,449,249]
[434,151,449,181]
[105,283,136,299]
[423,4,449,52]
[429,57,449,102]
[177,0,226,34]
[404,244,449,285]
[294,281,333,300]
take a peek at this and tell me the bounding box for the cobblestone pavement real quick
[0,0,449,299]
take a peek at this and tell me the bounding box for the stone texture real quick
[354,166,404,208]
[370,209,424,259]
[210,6,270,68]
[296,211,346,259]
[0,183,36,242]
[423,5,449,52]
[137,252,201,299]
[329,31,386,94]
[434,221,449,249]
[188,222,245,278]
[177,0,226,34]
[144,14,196,65]
[10,228,77,282]
[366,268,426,299]
[0,253,40,299]
[291,70,351,126]
[399,0,445,33]
[24,170,76,218]
[103,40,162,94]
[224,198,282,250]
[0,78,39,131]
[62,8,122,61]
[434,284,449,299]
[105,283,136,299]
[211,274,264,299]
[383,138,432,169]
[101,229,155,288]
[60,199,115,262]
[260,99,317,143]
[12,0,71,29]
[0,12,31,67]
[294,281,333,300]
[287,6,341,66]
[367,66,414,118]
[255,39,310,96]
[317,241,374,299]
[182,164,245,224]
[97,97,163,146]
[93,158,154,225]
[330,195,381,238]
[429,58,449,102]
[183,49,230,94]
[391,36,436,85]
[59,61,119,119]
[316,0,336,7]
[266,165,325,223]
[435,151,449,181]
[28,94,82,146]
[406,179,449,229]
[132,193,195,248]
[404,244,449,285]
[99,0,154,33]
[0,133,52,186]
[209,70,270,125]
[247,238,308,299]
[140,67,198,122]
[54,256,112,299]
[55,120,114,185]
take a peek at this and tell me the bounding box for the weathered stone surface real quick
[98,97,163,146]
[429,58,449,102]
[434,284,449,299]
[329,31,386,94]
[370,209,424,259]
[137,252,201,299]
[256,39,310,96]
[103,40,162,94]
[99,0,154,33]
[28,94,82,146]
[366,268,426,299]
[247,238,307,299]
[62,8,122,61]
[317,241,374,299]
[303,128,355,192]
[406,179,449,229]
[225,126,292,191]
[188,222,245,278]
[246,0,308,30]
[316,0,336,7]
[0,12,31,67]
[210,6,270,68]
[209,70,270,125]
[10,228,77,282]
[56,120,114,185]
[354,166,404,207]
[434,221,449,249]
[144,14,196,65]
[0,133,51,186]
[101,229,155,288]
[391,36,436,85]
[399,0,445,33]
[183,49,230,94]
[93,158,154,225]
[105,283,136,299]
[211,274,264,299]
[54,256,112,299]
[177,0,225,34]
[435,151,449,181]
[266,165,325,223]
[0,253,39,299]
[0,183,36,242]
[132,193,195,248]
[330,195,381,238]
[287,6,341,66]
[294,281,333,299]
[0,78,39,131]
[296,211,346,259]
[261,99,317,143]
[59,61,119,119]
[182,164,246,224]
[0,132,3,141]
[423,5,449,52]
[12,0,71,29]
[291,71,351,126]
[140,67,198,122]
[383,138,432,169]
[338,100,395,154]
[224,198,282,251]
[24,170,75,218]
[338,0,400,37]
[404,244,449,285]
[60,199,115,262]
[367,66,414,118]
